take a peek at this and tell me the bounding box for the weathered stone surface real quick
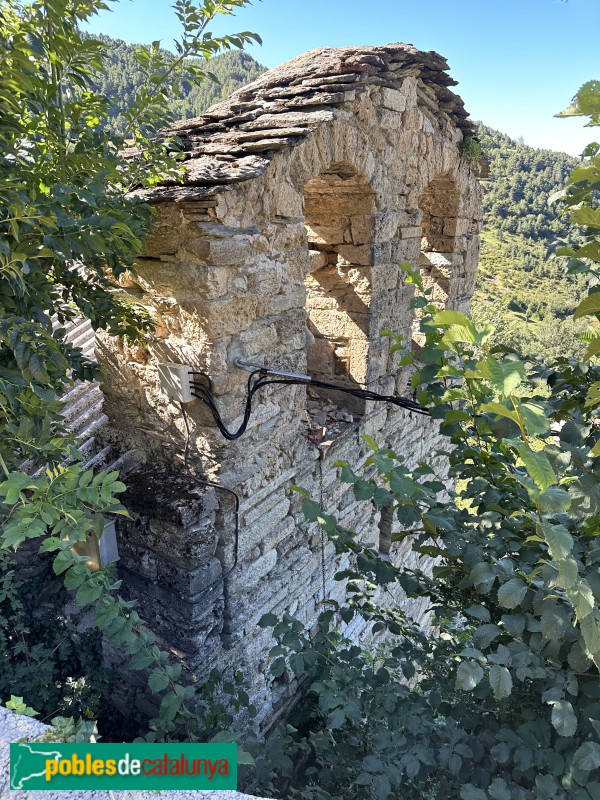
[94,42,483,730]
[380,87,407,112]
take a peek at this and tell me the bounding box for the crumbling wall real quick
[96,43,483,728]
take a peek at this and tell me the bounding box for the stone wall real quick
[95,43,483,729]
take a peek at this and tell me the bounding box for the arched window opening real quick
[418,174,462,310]
[303,167,375,434]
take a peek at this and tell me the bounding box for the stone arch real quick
[302,164,376,418]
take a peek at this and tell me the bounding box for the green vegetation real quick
[90,33,266,133]
[0,0,258,737]
[472,229,589,360]
[477,123,576,242]
[473,124,590,359]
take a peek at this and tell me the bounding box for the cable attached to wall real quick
[189,360,429,442]
[140,359,428,604]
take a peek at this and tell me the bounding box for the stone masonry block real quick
[239,498,291,555]
[157,555,222,596]
[203,296,258,338]
[229,550,278,593]
[380,87,407,112]
[182,236,254,266]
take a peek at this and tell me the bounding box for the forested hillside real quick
[91,35,588,358]
[478,123,575,241]
[472,124,588,358]
[90,33,266,132]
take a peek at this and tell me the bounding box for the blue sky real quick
[85,0,599,156]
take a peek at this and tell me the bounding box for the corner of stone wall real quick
[116,465,228,666]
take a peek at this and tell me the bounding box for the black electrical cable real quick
[190,368,430,442]
[152,367,429,600]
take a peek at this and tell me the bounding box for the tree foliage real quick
[0,0,259,734]
[477,123,575,243]
[87,33,266,134]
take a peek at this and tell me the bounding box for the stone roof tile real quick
[137,43,474,202]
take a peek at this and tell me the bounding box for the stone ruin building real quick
[77,43,483,728]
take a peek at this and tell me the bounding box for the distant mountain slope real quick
[89,34,266,132]
[477,123,576,242]
[473,125,588,358]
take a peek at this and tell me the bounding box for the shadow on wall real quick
[303,164,375,417]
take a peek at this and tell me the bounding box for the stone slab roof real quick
[138,43,475,203]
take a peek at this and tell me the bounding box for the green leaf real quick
[52,550,75,575]
[488,665,512,700]
[129,651,154,670]
[455,660,484,691]
[327,707,346,729]
[516,444,556,491]
[360,434,379,452]
[537,486,571,514]
[574,292,600,320]
[75,581,103,606]
[441,324,477,346]
[585,336,600,360]
[555,557,579,590]
[237,748,255,767]
[470,562,496,591]
[550,699,577,737]
[488,778,511,800]
[460,786,488,800]
[373,774,392,800]
[541,602,570,639]
[354,480,374,501]
[541,523,574,560]
[433,309,476,331]
[519,402,550,436]
[571,583,596,623]
[480,401,520,427]
[586,382,600,409]
[159,691,183,723]
[497,577,528,609]
[148,669,170,693]
[270,658,286,678]
[580,611,600,658]
[302,499,321,522]
[258,613,278,628]
[472,623,502,648]
[480,356,525,396]
[95,599,120,629]
[573,741,600,772]
[569,640,592,672]
[464,604,491,622]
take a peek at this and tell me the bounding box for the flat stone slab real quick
[0,707,267,800]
